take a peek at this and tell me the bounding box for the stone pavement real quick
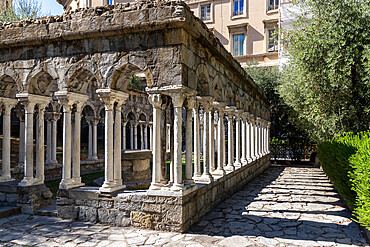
[0,165,368,247]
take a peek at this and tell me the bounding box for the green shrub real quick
[318,131,370,230]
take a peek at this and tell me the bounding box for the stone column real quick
[246,115,252,163]
[193,103,201,178]
[59,101,73,188]
[50,113,60,164]
[241,113,247,164]
[234,110,242,167]
[213,103,226,176]
[72,103,84,186]
[200,101,213,182]
[87,119,93,159]
[92,117,99,159]
[209,109,215,172]
[256,117,261,158]
[134,121,138,150]
[225,107,235,171]
[149,123,153,150]
[18,101,36,186]
[148,94,162,190]
[36,105,48,183]
[122,121,127,150]
[170,93,185,191]
[15,108,25,167]
[250,116,256,161]
[185,97,195,185]
[114,103,123,187]
[267,122,271,154]
[45,116,52,164]
[144,123,148,149]
[0,101,16,181]
[130,122,134,149]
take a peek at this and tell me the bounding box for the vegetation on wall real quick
[0,0,45,22]
[318,132,370,230]
[278,0,370,143]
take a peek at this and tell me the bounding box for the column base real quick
[234,161,242,169]
[148,182,164,191]
[171,183,186,191]
[19,177,43,187]
[99,184,126,193]
[0,175,13,183]
[194,173,214,183]
[59,179,84,190]
[247,158,253,163]
[211,168,226,176]
[147,184,197,196]
[224,164,235,171]
[184,179,196,186]
[72,177,84,185]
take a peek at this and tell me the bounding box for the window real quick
[233,34,245,56]
[233,0,244,16]
[106,0,113,4]
[267,29,277,52]
[268,0,279,11]
[200,4,211,22]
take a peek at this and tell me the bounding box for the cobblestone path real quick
[0,165,368,247]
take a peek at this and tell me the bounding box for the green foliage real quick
[128,75,146,91]
[279,0,370,142]
[318,131,370,229]
[0,0,45,23]
[246,63,312,160]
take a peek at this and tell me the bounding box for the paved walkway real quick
[0,165,368,247]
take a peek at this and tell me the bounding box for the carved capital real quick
[169,92,186,108]
[148,94,162,109]
[184,96,196,110]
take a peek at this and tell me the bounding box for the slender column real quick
[114,103,123,186]
[241,114,246,164]
[18,118,25,167]
[144,124,148,149]
[140,123,144,149]
[46,118,52,164]
[262,121,266,155]
[87,120,93,159]
[193,103,201,178]
[255,118,260,159]
[234,111,241,167]
[246,115,252,162]
[51,114,60,164]
[134,122,138,150]
[250,116,256,160]
[225,107,235,171]
[130,123,134,149]
[148,94,162,190]
[18,103,35,186]
[257,118,261,158]
[59,103,73,188]
[122,121,127,150]
[36,106,47,183]
[149,123,153,150]
[170,93,185,191]
[214,104,226,175]
[185,97,195,185]
[92,118,98,159]
[72,104,84,186]
[200,101,213,182]
[100,99,115,192]
[209,110,215,172]
[1,104,14,181]
[267,122,271,154]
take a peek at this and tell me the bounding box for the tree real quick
[246,63,312,160]
[279,0,370,142]
[0,0,45,22]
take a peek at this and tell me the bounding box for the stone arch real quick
[27,71,58,97]
[196,64,212,96]
[108,63,153,92]
[65,61,102,90]
[0,74,19,98]
[67,68,99,101]
[139,113,146,121]
[127,111,136,121]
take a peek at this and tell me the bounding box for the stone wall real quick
[57,156,270,232]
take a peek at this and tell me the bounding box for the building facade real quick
[57,0,282,67]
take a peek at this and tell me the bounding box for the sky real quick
[39,0,64,16]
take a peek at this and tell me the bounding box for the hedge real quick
[318,131,370,230]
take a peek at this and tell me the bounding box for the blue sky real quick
[40,0,64,16]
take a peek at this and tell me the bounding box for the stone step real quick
[0,206,20,218]
[34,200,57,217]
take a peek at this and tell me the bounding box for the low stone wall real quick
[57,155,270,232]
[0,181,52,213]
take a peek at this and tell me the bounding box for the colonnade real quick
[148,92,271,194]
[124,120,151,150]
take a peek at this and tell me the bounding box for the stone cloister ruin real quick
[0,1,270,231]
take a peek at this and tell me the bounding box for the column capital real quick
[16,93,51,112]
[234,109,243,119]
[85,116,100,125]
[184,96,196,110]
[148,93,162,109]
[212,101,226,111]
[242,112,249,120]
[224,106,237,115]
[168,92,186,108]
[55,91,89,112]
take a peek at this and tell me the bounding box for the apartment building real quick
[57,0,282,67]
[0,0,12,9]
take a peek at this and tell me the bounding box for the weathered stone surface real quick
[131,211,153,228]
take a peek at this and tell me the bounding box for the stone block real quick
[131,211,153,229]
[141,203,161,213]
[57,206,79,220]
[78,206,97,223]
[0,192,6,202]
